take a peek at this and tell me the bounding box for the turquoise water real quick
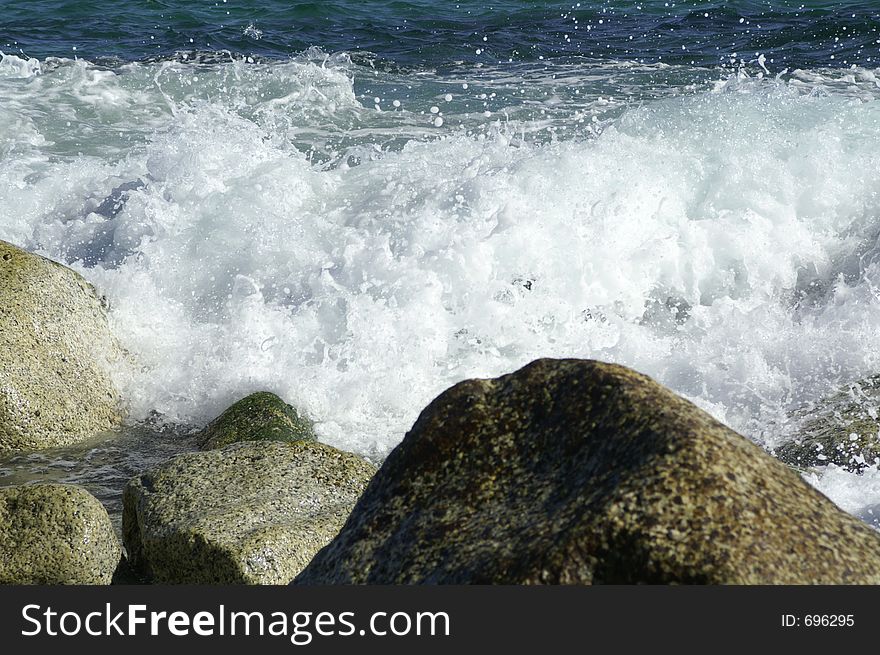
[4,1,880,524]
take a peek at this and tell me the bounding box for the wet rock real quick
[123,440,375,584]
[295,358,880,584]
[0,240,124,452]
[196,391,315,450]
[0,483,121,584]
[775,375,880,472]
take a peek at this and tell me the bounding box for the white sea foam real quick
[4,52,880,480]
[805,465,880,530]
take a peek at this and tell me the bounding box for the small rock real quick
[0,483,121,584]
[123,440,375,584]
[775,375,880,472]
[295,358,880,584]
[0,240,124,451]
[196,391,315,450]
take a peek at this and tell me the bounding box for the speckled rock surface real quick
[0,483,121,584]
[123,440,376,584]
[0,240,123,451]
[295,358,880,585]
[196,391,315,450]
[775,375,880,472]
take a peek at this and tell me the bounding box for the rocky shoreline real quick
[3,239,880,584]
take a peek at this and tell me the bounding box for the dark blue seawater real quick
[3,1,880,69]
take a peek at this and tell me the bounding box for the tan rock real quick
[123,440,375,584]
[0,483,121,584]
[0,240,123,451]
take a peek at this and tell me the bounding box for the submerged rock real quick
[775,375,880,472]
[0,240,124,452]
[123,440,375,584]
[196,391,315,450]
[0,483,121,584]
[295,358,880,585]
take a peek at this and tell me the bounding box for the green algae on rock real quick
[295,358,880,585]
[0,483,121,584]
[123,440,375,584]
[196,391,315,450]
[774,375,880,472]
[0,240,124,452]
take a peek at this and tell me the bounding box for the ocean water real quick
[3,1,880,526]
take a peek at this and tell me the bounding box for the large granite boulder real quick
[123,440,376,584]
[0,240,124,451]
[0,483,121,584]
[775,375,880,472]
[295,358,880,584]
[196,391,315,450]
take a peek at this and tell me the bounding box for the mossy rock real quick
[196,391,315,450]
[123,440,376,584]
[775,375,880,472]
[295,359,880,585]
[0,240,124,451]
[0,483,121,584]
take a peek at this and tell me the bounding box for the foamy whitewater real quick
[3,40,880,524]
